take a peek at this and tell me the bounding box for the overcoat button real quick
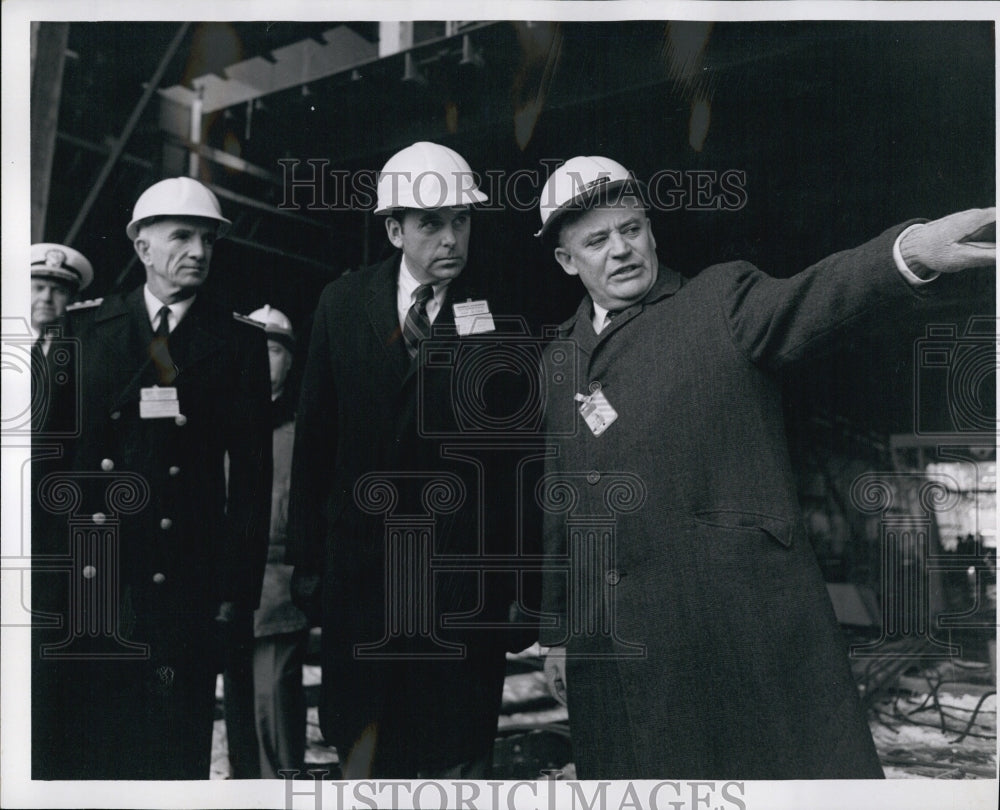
[160,518,173,530]
[92,512,107,524]
[82,565,97,579]
[589,381,602,393]
[153,573,166,585]
[606,569,621,586]
[587,471,601,484]
[100,458,114,471]
[168,466,181,477]
[174,414,187,426]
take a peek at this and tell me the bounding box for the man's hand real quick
[900,207,996,279]
[543,646,568,706]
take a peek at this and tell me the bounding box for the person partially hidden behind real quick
[224,305,310,779]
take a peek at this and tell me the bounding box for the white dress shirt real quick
[143,285,196,334]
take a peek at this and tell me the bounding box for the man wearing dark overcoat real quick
[288,142,535,778]
[31,177,272,779]
[535,155,995,779]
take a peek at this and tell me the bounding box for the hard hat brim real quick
[126,214,232,242]
[373,188,488,216]
[535,178,648,239]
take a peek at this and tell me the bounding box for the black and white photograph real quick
[2,2,997,809]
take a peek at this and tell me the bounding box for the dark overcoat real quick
[539,224,927,779]
[289,254,538,776]
[31,286,272,779]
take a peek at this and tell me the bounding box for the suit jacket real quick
[539,223,929,779]
[31,285,271,778]
[289,254,538,775]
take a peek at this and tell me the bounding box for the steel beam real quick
[64,22,191,245]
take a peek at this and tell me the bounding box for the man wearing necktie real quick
[289,142,536,778]
[534,156,996,779]
[32,177,272,779]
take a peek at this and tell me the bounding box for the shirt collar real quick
[143,285,196,331]
[591,300,611,334]
[398,255,449,303]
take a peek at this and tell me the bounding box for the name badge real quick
[453,299,496,336]
[140,386,180,419]
[575,389,618,437]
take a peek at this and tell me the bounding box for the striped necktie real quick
[402,283,434,359]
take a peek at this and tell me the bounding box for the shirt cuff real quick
[893,224,940,285]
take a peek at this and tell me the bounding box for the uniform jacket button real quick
[110,411,121,421]
[587,470,601,484]
[100,458,115,471]
[168,466,181,477]
[152,572,166,585]
[606,569,621,586]
[174,414,187,426]
[92,512,107,524]
[159,518,173,530]
[82,565,97,579]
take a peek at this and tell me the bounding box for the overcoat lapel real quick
[565,265,685,359]
[96,288,155,412]
[366,255,410,383]
[167,296,224,373]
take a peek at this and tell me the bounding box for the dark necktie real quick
[402,284,434,359]
[603,308,623,332]
[150,306,178,385]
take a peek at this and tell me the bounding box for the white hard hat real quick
[248,304,295,349]
[31,242,93,291]
[535,156,646,238]
[374,141,487,215]
[126,177,232,240]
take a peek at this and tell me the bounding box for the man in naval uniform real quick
[32,177,271,779]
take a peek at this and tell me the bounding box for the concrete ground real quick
[210,646,996,780]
